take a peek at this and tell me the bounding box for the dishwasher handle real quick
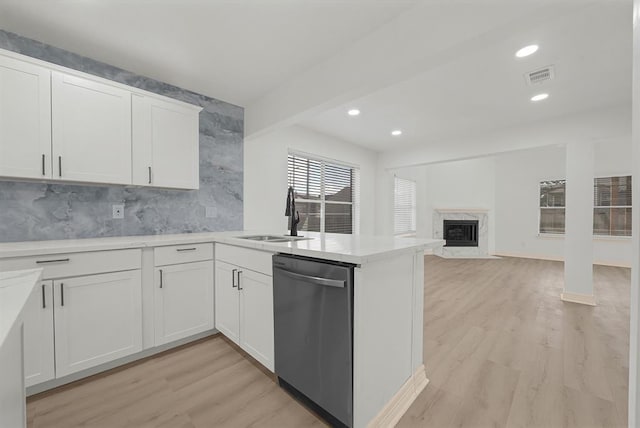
[275,267,345,288]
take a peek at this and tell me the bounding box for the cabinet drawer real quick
[154,243,213,266]
[0,249,141,280]
[215,244,273,276]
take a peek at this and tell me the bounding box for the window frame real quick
[538,179,567,236]
[537,175,632,237]
[287,150,360,235]
[593,174,632,237]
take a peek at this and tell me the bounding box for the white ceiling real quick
[301,1,632,152]
[0,0,418,106]
[0,0,631,158]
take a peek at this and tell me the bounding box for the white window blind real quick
[593,175,632,236]
[287,153,359,234]
[394,177,416,235]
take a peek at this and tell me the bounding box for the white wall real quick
[244,125,378,235]
[494,140,632,267]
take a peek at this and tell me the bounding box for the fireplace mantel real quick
[434,208,489,214]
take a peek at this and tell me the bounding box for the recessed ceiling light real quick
[391,130,402,136]
[530,93,549,102]
[347,109,360,116]
[516,44,539,58]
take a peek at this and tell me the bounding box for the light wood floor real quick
[27,256,630,428]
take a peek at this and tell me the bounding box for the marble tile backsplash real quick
[0,29,243,242]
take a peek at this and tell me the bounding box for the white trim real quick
[561,292,596,306]
[434,208,489,213]
[0,48,202,112]
[366,365,428,428]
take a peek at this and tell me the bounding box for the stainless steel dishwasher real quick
[272,254,355,428]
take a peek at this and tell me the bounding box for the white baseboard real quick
[561,292,596,306]
[27,329,219,396]
[367,365,429,428]
[494,252,631,268]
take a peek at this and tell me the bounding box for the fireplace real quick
[443,220,478,247]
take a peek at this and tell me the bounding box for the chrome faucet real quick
[285,186,300,236]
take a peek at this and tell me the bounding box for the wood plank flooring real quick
[27,256,630,428]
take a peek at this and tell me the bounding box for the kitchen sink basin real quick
[236,235,311,243]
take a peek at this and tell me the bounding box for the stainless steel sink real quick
[236,235,311,243]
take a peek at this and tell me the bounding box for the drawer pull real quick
[36,258,70,264]
[176,248,197,252]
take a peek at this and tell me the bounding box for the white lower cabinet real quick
[154,260,214,345]
[215,259,274,371]
[214,260,240,343]
[53,270,142,377]
[23,281,55,387]
[238,269,274,371]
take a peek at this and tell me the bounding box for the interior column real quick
[562,141,596,306]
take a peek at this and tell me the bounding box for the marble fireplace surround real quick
[433,209,489,258]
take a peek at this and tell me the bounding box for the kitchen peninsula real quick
[0,268,42,428]
[0,232,443,428]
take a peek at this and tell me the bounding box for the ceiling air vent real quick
[524,65,555,86]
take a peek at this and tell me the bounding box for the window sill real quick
[537,233,631,241]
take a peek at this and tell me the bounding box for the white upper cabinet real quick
[0,49,201,188]
[51,71,132,185]
[132,94,201,189]
[0,56,51,179]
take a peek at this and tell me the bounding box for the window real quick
[394,177,417,236]
[593,175,632,236]
[539,180,566,234]
[538,176,632,236]
[287,153,359,234]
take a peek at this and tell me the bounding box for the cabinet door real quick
[239,270,274,371]
[214,260,240,344]
[0,56,51,179]
[132,94,199,189]
[51,71,131,185]
[154,261,213,345]
[23,280,55,387]
[53,271,142,377]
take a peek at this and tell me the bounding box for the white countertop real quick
[0,231,444,264]
[0,269,42,348]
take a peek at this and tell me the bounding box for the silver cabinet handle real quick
[58,156,62,177]
[36,258,70,264]
[176,248,197,252]
[159,269,163,288]
[42,284,46,309]
[42,154,46,176]
[237,271,243,290]
[148,166,152,184]
[60,283,64,306]
[232,268,238,288]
